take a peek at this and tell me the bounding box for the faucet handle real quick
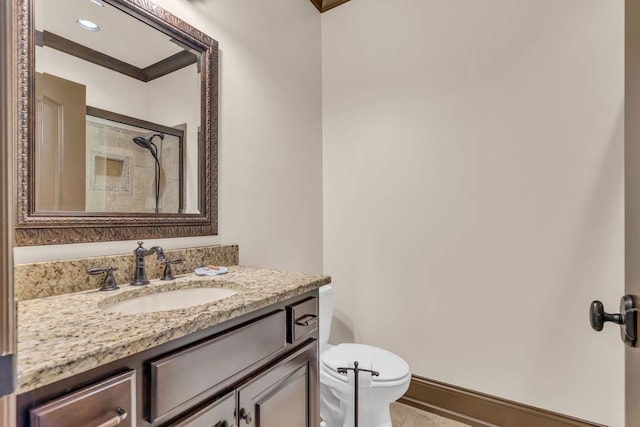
[87,267,119,291]
[160,258,184,281]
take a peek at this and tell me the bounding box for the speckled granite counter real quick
[15,244,239,300]
[17,265,330,393]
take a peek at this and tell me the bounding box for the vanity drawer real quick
[286,296,318,343]
[149,310,286,422]
[29,370,135,427]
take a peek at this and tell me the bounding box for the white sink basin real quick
[104,287,237,314]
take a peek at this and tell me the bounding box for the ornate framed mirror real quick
[14,0,218,245]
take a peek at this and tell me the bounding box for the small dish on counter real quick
[194,266,228,276]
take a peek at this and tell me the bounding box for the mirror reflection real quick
[84,111,184,213]
[34,0,201,214]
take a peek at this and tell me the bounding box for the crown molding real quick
[309,0,351,13]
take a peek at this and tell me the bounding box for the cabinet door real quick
[237,345,315,427]
[169,391,235,427]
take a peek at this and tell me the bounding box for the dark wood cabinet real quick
[16,291,320,427]
[237,344,315,427]
[149,310,287,422]
[170,342,318,427]
[169,391,235,427]
[29,370,134,427]
[286,296,318,344]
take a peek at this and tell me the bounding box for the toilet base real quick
[321,381,397,427]
[342,404,392,427]
[320,383,344,427]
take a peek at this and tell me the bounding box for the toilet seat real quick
[321,343,410,386]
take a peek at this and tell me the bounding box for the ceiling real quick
[35,0,182,68]
[35,0,353,68]
[309,0,351,13]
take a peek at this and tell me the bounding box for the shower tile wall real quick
[86,119,180,213]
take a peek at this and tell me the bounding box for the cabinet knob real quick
[239,408,253,424]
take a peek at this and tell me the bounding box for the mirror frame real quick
[14,0,218,245]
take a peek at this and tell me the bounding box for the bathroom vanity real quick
[7,0,333,423]
[14,266,330,427]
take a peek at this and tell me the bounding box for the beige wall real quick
[15,0,324,275]
[322,0,624,425]
[35,48,148,120]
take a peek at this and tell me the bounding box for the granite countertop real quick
[17,265,331,393]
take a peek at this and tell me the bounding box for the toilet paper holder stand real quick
[337,361,380,427]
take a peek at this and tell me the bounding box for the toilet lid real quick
[321,343,410,383]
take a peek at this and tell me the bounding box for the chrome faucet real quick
[131,241,166,286]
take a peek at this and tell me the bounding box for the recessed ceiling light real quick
[89,0,105,6]
[76,19,100,32]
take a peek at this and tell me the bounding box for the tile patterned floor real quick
[390,402,472,427]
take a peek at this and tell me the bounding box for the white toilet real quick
[319,285,411,427]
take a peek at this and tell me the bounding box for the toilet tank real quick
[319,285,333,347]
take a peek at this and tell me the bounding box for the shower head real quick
[132,133,164,158]
[133,133,164,148]
[132,136,150,149]
[132,132,164,213]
